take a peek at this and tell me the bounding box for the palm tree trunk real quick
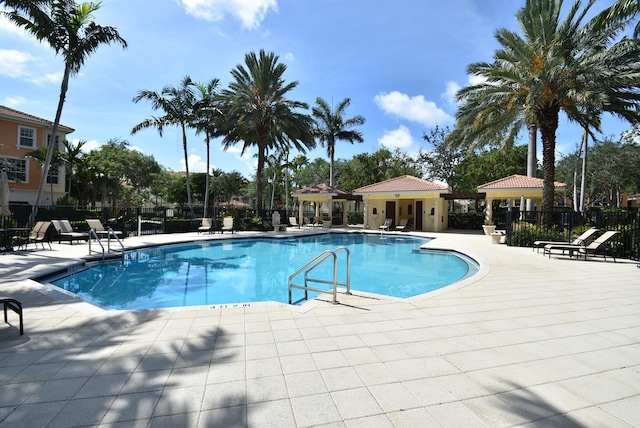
[181,123,193,216]
[204,132,211,215]
[573,131,585,212]
[329,151,335,187]
[579,130,588,213]
[256,144,266,209]
[537,107,559,225]
[34,62,71,211]
[526,124,537,211]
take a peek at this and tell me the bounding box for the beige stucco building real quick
[354,175,450,232]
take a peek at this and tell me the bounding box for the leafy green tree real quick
[219,50,316,209]
[2,0,127,209]
[454,146,529,193]
[132,76,197,214]
[418,126,462,191]
[312,97,366,187]
[455,0,640,221]
[293,158,330,189]
[339,149,420,192]
[592,0,639,38]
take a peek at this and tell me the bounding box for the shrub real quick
[510,224,565,247]
[347,211,364,225]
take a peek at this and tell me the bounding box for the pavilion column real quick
[298,201,304,225]
[486,197,494,223]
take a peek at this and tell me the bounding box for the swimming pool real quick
[46,233,478,310]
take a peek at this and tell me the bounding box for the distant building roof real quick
[0,105,74,133]
[478,174,565,190]
[354,175,448,194]
[291,183,349,197]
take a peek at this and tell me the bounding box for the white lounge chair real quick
[222,217,234,234]
[533,227,599,253]
[198,218,214,234]
[52,219,89,244]
[379,219,392,231]
[395,218,409,231]
[86,219,124,240]
[289,217,301,228]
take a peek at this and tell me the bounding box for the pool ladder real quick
[288,246,351,304]
[88,228,125,263]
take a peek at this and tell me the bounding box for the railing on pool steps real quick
[88,228,125,262]
[288,246,351,305]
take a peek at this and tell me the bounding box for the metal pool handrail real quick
[288,246,351,304]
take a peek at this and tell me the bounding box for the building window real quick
[18,126,36,148]
[46,165,59,185]
[1,157,27,182]
[47,134,61,149]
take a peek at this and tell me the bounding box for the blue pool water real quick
[47,233,477,310]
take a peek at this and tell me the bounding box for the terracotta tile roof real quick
[354,175,448,193]
[291,183,349,196]
[0,105,75,133]
[477,174,566,190]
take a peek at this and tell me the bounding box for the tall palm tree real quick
[455,0,640,219]
[312,97,365,187]
[192,79,222,215]
[2,0,127,210]
[219,50,316,210]
[132,76,197,214]
[592,0,639,37]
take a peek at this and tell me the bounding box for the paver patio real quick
[0,230,638,427]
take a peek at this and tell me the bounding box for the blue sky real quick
[1,0,626,179]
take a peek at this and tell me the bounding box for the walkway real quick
[0,230,638,427]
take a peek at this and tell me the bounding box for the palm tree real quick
[455,0,640,220]
[312,97,365,187]
[2,0,127,211]
[592,0,639,37]
[192,79,222,215]
[219,50,316,210]
[132,76,197,214]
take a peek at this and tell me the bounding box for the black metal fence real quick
[501,209,640,261]
[1,204,302,237]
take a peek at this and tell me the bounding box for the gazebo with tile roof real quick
[291,183,356,227]
[353,175,450,231]
[477,174,566,222]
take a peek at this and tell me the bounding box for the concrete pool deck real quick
[0,229,638,427]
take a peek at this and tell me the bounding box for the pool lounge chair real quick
[86,219,125,240]
[1,297,23,335]
[379,219,392,231]
[52,220,89,244]
[533,227,600,253]
[544,230,620,261]
[13,221,45,250]
[395,218,409,231]
[198,218,214,234]
[289,217,301,228]
[221,217,234,234]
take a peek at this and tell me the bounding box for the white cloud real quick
[0,49,35,78]
[181,153,206,172]
[3,96,27,107]
[0,14,27,38]
[74,139,100,153]
[378,125,416,150]
[443,81,460,105]
[374,91,453,127]
[178,0,277,29]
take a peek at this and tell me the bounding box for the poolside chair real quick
[533,227,600,253]
[379,219,392,231]
[221,217,234,234]
[1,297,23,335]
[544,230,620,261]
[289,217,301,228]
[13,221,45,250]
[52,220,89,244]
[198,218,214,234]
[34,221,52,250]
[395,218,409,231]
[86,219,124,240]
